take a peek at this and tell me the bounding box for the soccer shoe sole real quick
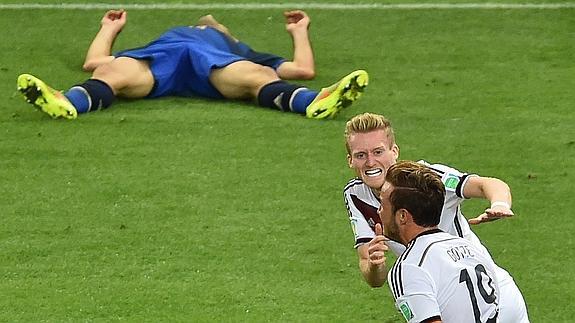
[306,70,369,119]
[17,74,77,119]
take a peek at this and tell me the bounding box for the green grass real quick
[1,1,574,322]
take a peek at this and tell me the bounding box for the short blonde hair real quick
[344,113,395,153]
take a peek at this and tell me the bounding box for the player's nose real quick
[365,153,376,166]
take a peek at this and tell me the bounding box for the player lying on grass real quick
[381,161,501,323]
[343,113,529,322]
[17,9,367,120]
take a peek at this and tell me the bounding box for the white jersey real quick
[344,160,478,253]
[343,161,529,322]
[388,230,500,323]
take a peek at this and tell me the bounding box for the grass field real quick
[1,1,574,322]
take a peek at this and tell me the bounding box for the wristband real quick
[490,201,511,209]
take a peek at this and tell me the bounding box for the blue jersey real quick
[115,26,286,99]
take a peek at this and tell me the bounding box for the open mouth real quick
[364,168,383,177]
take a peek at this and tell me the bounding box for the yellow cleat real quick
[306,70,368,119]
[17,74,77,119]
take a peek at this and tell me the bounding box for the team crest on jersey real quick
[399,302,413,321]
[444,174,460,191]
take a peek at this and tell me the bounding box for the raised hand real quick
[284,10,310,33]
[367,223,389,266]
[101,9,127,34]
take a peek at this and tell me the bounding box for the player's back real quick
[389,230,500,323]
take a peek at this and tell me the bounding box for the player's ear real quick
[347,154,353,168]
[392,144,400,160]
[397,209,408,223]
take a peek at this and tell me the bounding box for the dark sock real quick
[64,79,115,113]
[257,80,318,114]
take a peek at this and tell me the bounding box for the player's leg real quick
[17,57,153,119]
[210,60,317,114]
[210,61,368,119]
[209,60,280,99]
[91,57,154,99]
[197,14,238,42]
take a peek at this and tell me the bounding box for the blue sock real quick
[291,89,318,114]
[64,79,115,114]
[64,87,90,113]
[257,80,317,114]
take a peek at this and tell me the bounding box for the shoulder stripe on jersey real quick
[417,237,459,266]
[454,206,463,237]
[396,262,403,297]
[390,256,401,297]
[390,261,402,298]
[455,174,469,198]
[343,177,364,192]
[425,164,446,176]
[390,242,415,298]
[425,164,471,199]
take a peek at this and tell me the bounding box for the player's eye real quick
[354,152,366,159]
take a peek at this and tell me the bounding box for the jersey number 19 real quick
[459,264,497,323]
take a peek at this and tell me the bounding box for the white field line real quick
[0,3,574,10]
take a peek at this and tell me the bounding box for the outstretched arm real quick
[82,10,127,72]
[276,10,315,80]
[464,176,515,225]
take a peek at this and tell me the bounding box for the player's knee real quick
[256,65,279,78]
[82,56,116,72]
[232,64,280,97]
[92,63,121,90]
[92,58,153,97]
[251,65,280,90]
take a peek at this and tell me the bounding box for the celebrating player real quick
[343,113,529,322]
[17,10,367,119]
[381,161,500,322]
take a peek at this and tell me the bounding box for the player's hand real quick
[101,9,127,33]
[367,223,388,266]
[468,205,514,225]
[284,10,310,33]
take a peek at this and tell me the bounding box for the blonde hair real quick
[344,113,395,153]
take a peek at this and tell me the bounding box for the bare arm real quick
[464,176,514,225]
[276,10,315,80]
[357,223,388,287]
[83,10,127,72]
